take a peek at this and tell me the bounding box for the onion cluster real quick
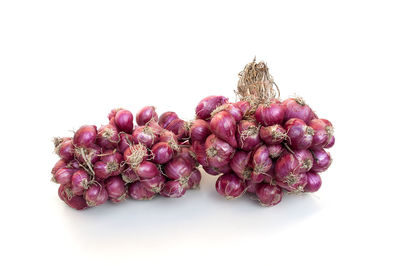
[52,107,201,210]
[191,60,334,207]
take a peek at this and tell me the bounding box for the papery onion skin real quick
[276,172,307,193]
[192,141,209,167]
[196,95,229,120]
[141,173,166,193]
[236,120,261,151]
[54,168,76,185]
[136,106,158,126]
[274,153,301,183]
[105,176,126,201]
[133,126,159,148]
[85,183,108,207]
[215,173,246,199]
[56,139,74,161]
[293,149,314,173]
[101,150,124,176]
[311,149,332,173]
[283,97,312,123]
[136,161,159,179]
[267,144,284,159]
[186,169,202,189]
[93,161,110,180]
[59,184,88,210]
[309,119,334,150]
[205,134,235,168]
[96,124,119,149]
[252,145,272,175]
[52,159,68,176]
[254,99,285,126]
[259,125,286,145]
[73,125,97,148]
[117,132,134,154]
[71,170,90,196]
[325,136,335,149]
[128,181,156,200]
[245,180,259,194]
[115,109,134,133]
[159,112,179,129]
[74,144,101,165]
[256,183,283,207]
[233,101,251,117]
[210,111,237,148]
[165,119,189,141]
[121,167,139,183]
[304,171,322,192]
[284,118,314,150]
[160,180,187,198]
[165,156,193,180]
[151,142,174,164]
[230,150,252,180]
[190,119,211,143]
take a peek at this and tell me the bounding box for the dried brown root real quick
[126,143,147,169]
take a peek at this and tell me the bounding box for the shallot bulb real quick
[136,161,159,179]
[123,143,148,169]
[189,119,211,143]
[97,124,119,149]
[205,134,235,168]
[74,144,101,165]
[151,142,174,164]
[267,144,284,159]
[165,156,193,180]
[251,145,273,177]
[136,106,158,126]
[284,118,314,150]
[304,171,322,192]
[215,173,246,199]
[59,184,88,210]
[160,180,187,198]
[114,109,134,133]
[274,153,301,188]
[52,159,67,176]
[141,174,166,193]
[282,97,312,123]
[293,149,313,173]
[233,101,251,117]
[196,95,229,120]
[276,172,307,193]
[101,150,124,176]
[236,120,261,151]
[105,176,126,202]
[55,139,74,161]
[71,170,90,196]
[165,119,189,141]
[186,169,201,189]
[230,151,252,180]
[117,132,134,153]
[121,167,139,183]
[159,112,179,129]
[210,111,237,148]
[128,181,156,200]
[133,126,159,148]
[73,125,97,148]
[311,149,332,172]
[309,119,334,149]
[254,99,285,126]
[54,168,76,185]
[85,183,108,207]
[256,183,283,207]
[259,124,287,145]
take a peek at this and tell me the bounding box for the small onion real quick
[55,139,74,161]
[133,126,159,148]
[141,173,166,193]
[101,150,124,176]
[309,119,334,150]
[165,119,189,141]
[73,125,97,148]
[230,151,252,180]
[304,171,322,192]
[236,120,261,151]
[274,153,300,184]
[325,136,335,149]
[293,149,313,173]
[245,180,259,194]
[121,167,139,183]
[205,134,235,168]
[252,145,272,175]
[52,159,67,176]
[93,161,111,180]
[160,180,187,198]
[59,184,88,210]
[256,184,283,207]
[192,141,209,167]
[267,144,284,159]
[115,109,134,133]
[189,119,211,143]
[136,106,158,126]
[54,167,76,184]
[233,101,251,117]
[215,173,246,199]
[210,111,237,148]
[276,172,307,192]
[105,176,126,202]
[85,183,108,207]
[259,125,286,145]
[284,118,314,150]
[254,99,285,126]
[282,97,312,123]
[128,181,156,200]
[136,161,159,179]
[117,132,134,154]
[74,144,101,165]
[159,111,179,129]
[186,169,201,189]
[96,124,119,149]
[71,170,90,196]
[151,142,174,164]
[165,156,192,180]
[196,95,229,120]
[311,149,332,173]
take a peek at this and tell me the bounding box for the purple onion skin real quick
[274,153,301,183]
[160,180,187,198]
[223,103,243,122]
[56,139,74,161]
[203,164,231,175]
[136,106,158,126]
[190,119,211,143]
[186,169,202,189]
[250,172,266,183]
[117,132,134,154]
[196,95,229,120]
[267,144,284,159]
[136,161,159,179]
[128,181,156,200]
[101,150,124,176]
[259,125,286,145]
[115,109,134,134]
[205,134,235,168]
[230,150,252,180]
[192,141,209,167]
[252,145,273,175]
[121,167,139,183]
[151,142,174,164]
[256,184,283,207]
[276,172,308,192]
[285,118,314,150]
[85,184,108,207]
[283,98,312,123]
[96,124,119,149]
[215,173,246,199]
[165,156,192,180]
[293,149,314,173]
[210,111,237,148]
[177,147,197,169]
[325,136,335,149]
[309,119,334,150]
[245,180,259,194]
[254,99,285,126]
[133,126,159,148]
[94,161,111,180]
[165,119,188,140]
[54,168,76,184]
[233,101,251,117]
[71,170,89,196]
[159,112,179,129]
[304,171,322,192]
[52,159,67,176]
[73,125,97,148]
[59,184,88,210]
[74,144,101,165]
[105,176,126,201]
[311,149,332,173]
[236,120,261,151]
[141,174,166,193]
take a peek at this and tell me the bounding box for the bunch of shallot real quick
[52,107,201,210]
[190,59,334,206]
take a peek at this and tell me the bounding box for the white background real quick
[1,1,399,265]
